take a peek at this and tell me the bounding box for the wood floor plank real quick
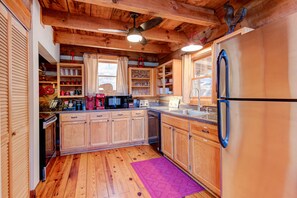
[64,154,80,198]
[87,152,99,198]
[51,155,74,198]
[94,151,109,198]
[37,156,68,198]
[75,153,88,198]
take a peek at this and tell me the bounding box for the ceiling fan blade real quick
[97,28,128,33]
[140,37,147,45]
[139,17,163,32]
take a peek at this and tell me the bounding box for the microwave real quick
[105,95,132,109]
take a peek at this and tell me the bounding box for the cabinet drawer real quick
[60,113,87,122]
[111,111,131,118]
[190,121,218,142]
[89,112,110,120]
[132,110,145,117]
[162,114,188,131]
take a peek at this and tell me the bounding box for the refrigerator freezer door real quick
[217,12,297,99]
[219,101,297,198]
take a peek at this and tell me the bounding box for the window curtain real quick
[116,57,129,95]
[83,53,98,96]
[182,54,193,103]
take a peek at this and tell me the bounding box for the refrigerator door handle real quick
[217,99,230,148]
[217,49,229,98]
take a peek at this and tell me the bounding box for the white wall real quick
[29,0,60,190]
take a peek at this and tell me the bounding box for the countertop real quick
[147,106,217,125]
[40,106,217,125]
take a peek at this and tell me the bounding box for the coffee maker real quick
[95,94,105,110]
[86,95,95,110]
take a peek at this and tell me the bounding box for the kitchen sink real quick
[170,109,209,116]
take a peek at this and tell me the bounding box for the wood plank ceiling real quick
[38,0,250,56]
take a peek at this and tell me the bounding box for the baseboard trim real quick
[30,189,36,198]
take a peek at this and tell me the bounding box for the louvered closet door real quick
[0,4,9,198]
[10,17,29,198]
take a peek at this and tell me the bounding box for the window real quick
[190,52,212,104]
[98,62,118,91]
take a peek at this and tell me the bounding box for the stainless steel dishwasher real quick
[147,110,162,153]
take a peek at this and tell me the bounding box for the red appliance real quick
[86,96,95,110]
[95,94,105,110]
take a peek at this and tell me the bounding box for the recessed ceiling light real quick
[181,44,203,52]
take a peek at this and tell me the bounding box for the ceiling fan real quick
[98,13,163,45]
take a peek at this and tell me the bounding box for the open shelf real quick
[60,85,83,87]
[59,95,84,98]
[60,75,82,78]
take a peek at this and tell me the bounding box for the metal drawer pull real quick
[201,129,209,133]
[12,132,16,136]
[71,116,77,119]
[203,138,208,142]
[136,113,141,115]
[117,114,123,116]
[97,115,103,117]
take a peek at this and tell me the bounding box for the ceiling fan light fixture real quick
[181,44,203,52]
[127,28,143,42]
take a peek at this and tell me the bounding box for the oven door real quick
[45,121,56,164]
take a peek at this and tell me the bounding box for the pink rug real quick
[131,157,204,198]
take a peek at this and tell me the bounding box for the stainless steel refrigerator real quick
[217,12,297,198]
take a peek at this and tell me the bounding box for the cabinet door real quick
[131,117,145,142]
[10,17,29,198]
[61,121,87,152]
[190,135,221,195]
[89,119,110,147]
[173,128,189,170]
[0,5,9,197]
[111,118,130,144]
[161,123,173,159]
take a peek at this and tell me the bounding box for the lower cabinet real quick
[131,117,145,141]
[60,121,88,152]
[161,113,220,196]
[60,110,147,154]
[89,119,110,147]
[161,123,174,159]
[190,134,221,195]
[111,118,130,144]
[174,128,189,170]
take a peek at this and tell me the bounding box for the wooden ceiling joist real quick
[74,0,221,26]
[42,8,188,44]
[54,31,171,54]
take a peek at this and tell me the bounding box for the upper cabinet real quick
[156,59,182,96]
[128,67,155,97]
[211,27,254,103]
[57,63,85,98]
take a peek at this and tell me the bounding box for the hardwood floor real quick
[36,145,214,198]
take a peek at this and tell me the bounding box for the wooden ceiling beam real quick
[60,45,159,61]
[54,31,171,54]
[42,8,188,44]
[74,0,220,26]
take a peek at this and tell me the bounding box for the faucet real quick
[190,88,202,111]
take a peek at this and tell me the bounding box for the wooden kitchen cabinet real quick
[129,67,155,97]
[173,128,189,170]
[111,118,130,144]
[161,122,174,159]
[131,117,145,142]
[60,121,88,152]
[89,119,110,147]
[190,135,220,195]
[190,121,221,195]
[156,59,182,96]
